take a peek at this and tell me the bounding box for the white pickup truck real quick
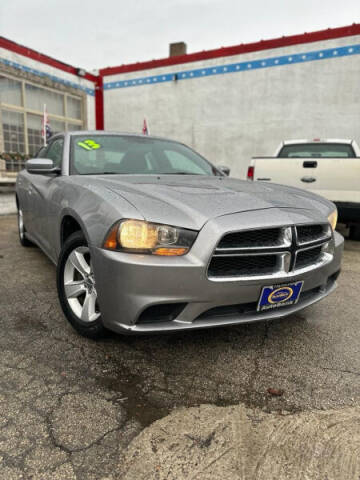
[248,139,360,240]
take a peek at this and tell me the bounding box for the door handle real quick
[303,161,318,168]
[301,176,316,183]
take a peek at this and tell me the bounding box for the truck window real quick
[278,143,356,158]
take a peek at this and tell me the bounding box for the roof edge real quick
[0,36,98,83]
[100,23,360,76]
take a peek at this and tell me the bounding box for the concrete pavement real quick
[0,214,359,479]
[0,191,16,216]
[118,403,360,479]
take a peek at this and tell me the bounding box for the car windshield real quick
[70,135,218,176]
[278,143,355,158]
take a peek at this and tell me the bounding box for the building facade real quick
[101,24,360,178]
[0,38,98,171]
[1,24,360,178]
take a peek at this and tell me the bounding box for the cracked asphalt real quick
[0,213,360,479]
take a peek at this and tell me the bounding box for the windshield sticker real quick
[77,139,101,151]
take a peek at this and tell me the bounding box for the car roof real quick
[52,131,181,143]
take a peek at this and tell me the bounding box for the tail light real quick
[247,166,254,180]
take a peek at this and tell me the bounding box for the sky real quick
[1,0,360,72]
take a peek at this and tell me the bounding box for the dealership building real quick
[0,23,359,177]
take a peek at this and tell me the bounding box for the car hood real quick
[77,175,332,230]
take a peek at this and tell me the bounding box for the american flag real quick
[41,104,52,145]
[142,118,150,135]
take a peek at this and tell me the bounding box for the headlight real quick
[103,219,198,256]
[328,209,338,231]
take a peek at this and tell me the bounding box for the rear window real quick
[278,143,355,158]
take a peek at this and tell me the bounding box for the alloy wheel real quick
[63,246,100,323]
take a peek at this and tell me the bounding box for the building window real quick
[25,83,65,116]
[0,73,84,165]
[0,76,22,106]
[2,109,25,154]
[67,123,82,131]
[67,96,82,120]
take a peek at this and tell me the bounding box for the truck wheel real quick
[349,225,360,241]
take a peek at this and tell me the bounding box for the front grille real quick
[217,228,282,249]
[295,246,323,269]
[208,223,332,280]
[208,255,277,278]
[296,224,329,244]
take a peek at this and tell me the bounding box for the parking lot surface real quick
[0,214,360,479]
[0,192,16,216]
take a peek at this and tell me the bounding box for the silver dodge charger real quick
[16,132,343,338]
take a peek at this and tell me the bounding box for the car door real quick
[18,145,47,237]
[29,137,64,253]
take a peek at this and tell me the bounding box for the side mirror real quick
[25,158,60,175]
[217,165,230,176]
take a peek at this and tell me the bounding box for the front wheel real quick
[56,231,106,339]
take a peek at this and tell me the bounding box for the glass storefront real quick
[0,73,84,160]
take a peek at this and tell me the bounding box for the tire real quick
[56,231,107,339]
[18,207,34,247]
[349,225,360,241]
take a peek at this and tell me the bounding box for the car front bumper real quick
[91,209,344,334]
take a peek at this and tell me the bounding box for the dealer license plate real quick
[257,281,304,312]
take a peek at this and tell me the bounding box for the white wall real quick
[104,34,360,179]
[86,95,95,130]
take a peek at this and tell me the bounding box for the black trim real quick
[137,303,187,324]
[335,202,360,224]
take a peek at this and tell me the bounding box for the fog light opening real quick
[137,303,187,324]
